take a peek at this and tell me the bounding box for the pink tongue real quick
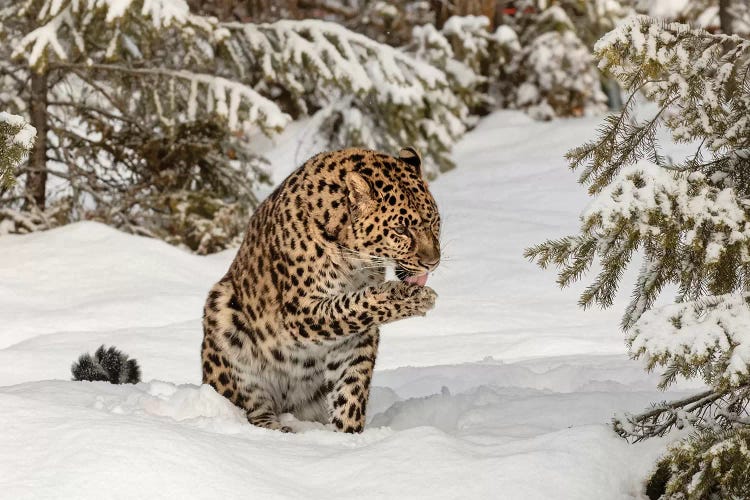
[405,273,428,287]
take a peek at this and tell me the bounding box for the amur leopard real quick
[201,146,441,433]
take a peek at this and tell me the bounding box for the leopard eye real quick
[393,225,408,236]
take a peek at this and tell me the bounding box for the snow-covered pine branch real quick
[13,0,208,68]
[409,9,608,120]
[0,0,286,251]
[530,19,750,319]
[582,160,750,322]
[595,16,750,158]
[637,0,750,37]
[0,112,36,188]
[9,0,290,134]
[222,18,470,174]
[513,6,607,120]
[410,15,519,113]
[630,293,750,388]
[226,19,445,101]
[641,428,750,498]
[612,388,737,442]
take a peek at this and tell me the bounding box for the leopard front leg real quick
[284,281,437,342]
[326,328,380,433]
[374,281,437,322]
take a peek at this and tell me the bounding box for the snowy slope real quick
[0,111,694,499]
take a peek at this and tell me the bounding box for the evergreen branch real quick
[613,389,725,442]
[556,236,597,288]
[52,62,289,131]
[588,96,677,195]
[578,229,639,309]
[523,235,596,278]
[47,100,144,129]
[622,257,665,330]
[566,77,652,177]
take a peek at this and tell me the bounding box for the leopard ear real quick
[345,171,376,215]
[399,146,422,174]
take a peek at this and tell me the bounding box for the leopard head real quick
[343,147,441,279]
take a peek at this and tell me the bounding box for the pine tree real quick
[524,17,750,497]
[409,15,520,115]
[1,1,470,250]
[187,0,436,48]
[0,0,289,250]
[409,4,617,120]
[508,3,609,119]
[222,19,470,175]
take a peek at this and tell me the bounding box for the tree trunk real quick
[25,71,48,210]
[719,0,733,35]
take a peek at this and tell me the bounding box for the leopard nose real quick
[417,242,440,269]
[420,255,440,268]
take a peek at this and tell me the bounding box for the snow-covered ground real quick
[0,111,696,499]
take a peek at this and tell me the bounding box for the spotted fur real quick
[201,147,441,433]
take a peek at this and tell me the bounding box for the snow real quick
[234,19,446,102]
[14,4,71,67]
[443,15,490,38]
[494,25,519,47]
[0,111,26,127]
[646,0,689,19]
[518,8,607,120]
[582,160,750,262]
[0,111,698,498]
[15,0,194,67]
[183,72,290,130]
[137,0,191,28]
[225,18,467,174]
[631,293,750,386]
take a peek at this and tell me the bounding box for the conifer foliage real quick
[0,0,470,250]
[1,0,289,251]
[223,19,469,175]
[0,112,35,189]
[502,2,610,119]
[525,17,750,497]
[409,15,520,114]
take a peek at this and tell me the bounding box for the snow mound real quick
[0,221,230,349]
[1,372,669,499]
[97,381,248,426]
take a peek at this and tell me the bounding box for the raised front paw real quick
[379,281,437,318]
